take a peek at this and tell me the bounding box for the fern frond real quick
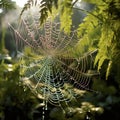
[20,0,58,25]
[93,0,120,79]
[0,0,16,9]
[59,0,73,34]
[20,0,34,17]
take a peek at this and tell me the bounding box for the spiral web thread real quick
[9,13,98,107]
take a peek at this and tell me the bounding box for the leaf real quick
[106,60,112,80]
[0,0,16,10]
[98,56,107,70]
[59,0,73,34]
[20,0,34,17]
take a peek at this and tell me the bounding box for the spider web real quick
[9,13,98,106]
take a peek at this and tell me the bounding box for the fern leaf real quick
[59,0,73,34]
[106,60,112,80]
[0,0,16,10]
[20,0,34,17]
[98,56,108,70]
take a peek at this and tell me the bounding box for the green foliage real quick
[77,11,101,54]
[20,0,78,33]
[39,0,58,25]
[0,27,6,53]
[0,0,16,10]
[59,0,73,33]
[49,92,104,120]
[20,0,58,25]
[20,0,33,16]
[0,0,16,55]
[0,54,40,119]
[94,0,120,79]
[76,0,120,80]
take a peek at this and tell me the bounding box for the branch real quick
[72,0,79,7]
[73,7,103,21]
